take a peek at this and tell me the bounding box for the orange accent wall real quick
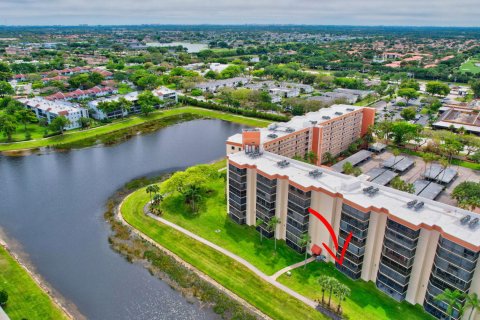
[242,131,261,148]
[361,107,376,136]
[312,126,323,166]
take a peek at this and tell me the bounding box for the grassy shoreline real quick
[104,175,261,320]
[0,107,271,153]
[0,244,69,320]
[120,184,327,320]
[122,162,435,320]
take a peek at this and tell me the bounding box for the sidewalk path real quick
[142,203,318,309]
[271,256,316,280]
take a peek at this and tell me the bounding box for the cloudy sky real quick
[1,0,479,27]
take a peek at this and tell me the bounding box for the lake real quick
[0,119,245,320]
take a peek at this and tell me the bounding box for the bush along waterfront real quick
[104,173,261,320]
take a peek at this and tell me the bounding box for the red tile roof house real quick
[12,74,27,81]
[45,86,118,101]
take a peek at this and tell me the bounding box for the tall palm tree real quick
[146,184,159,202]
[256,218,264,243]
[465,293,480,320]
[117,97,133,119]
[392,148,401,171]
[327,278,340,307]
[422,152,437,177]
[298,233,311,269]
[318,276,329,304]
[438,157,449,184]
[185,185,202,213]
[434,289,465,320]
[267,217,281,251]
[334,283,351,314]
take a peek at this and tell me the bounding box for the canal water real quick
[0,119,246,320]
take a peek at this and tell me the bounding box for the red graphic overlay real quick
[308,208,353,265]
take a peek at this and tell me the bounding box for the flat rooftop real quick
[332,150,373,172]
[433,107,480,133]
[424,164,458,184]
[227,104,365,145]
[20,97,81,114]
[383,156,415,172]
[414,179,444,200]
[228,150,480,248]
[365,168,398,186]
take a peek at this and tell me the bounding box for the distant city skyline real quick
[1,0,479,27]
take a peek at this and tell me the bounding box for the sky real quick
[1,0,480,27]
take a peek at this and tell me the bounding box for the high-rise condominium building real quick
[226,104,376,165]
[226,106,480,320]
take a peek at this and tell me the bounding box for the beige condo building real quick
[227,149,480,320]
[226,105,376,165]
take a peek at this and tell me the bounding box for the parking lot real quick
[356,150,480,206]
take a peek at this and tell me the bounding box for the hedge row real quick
[179,95,290,122]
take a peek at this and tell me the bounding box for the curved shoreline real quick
[0,107,269,156]
[0,231,83,320]
[115,193,269,319]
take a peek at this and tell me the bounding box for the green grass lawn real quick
[277,262,434,320]
[459,59,480,74]
[0,106,271,152]
[121,188,327,320]
[158,174,304,275]
[125,163,435,320]
[0,246,68,320]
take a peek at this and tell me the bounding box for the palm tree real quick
[117,97,133,119]
[422,152,437,177]
[327,278,340,307]
[267,217,281,251]
[324,152,335,165]
[438,157,449,184]
[318,276,329,305]
[464,293,480,320]
[146,184,160,202]
[256,218,264,243]
[306,151,318,165]
[392,148,401,171]
[334,283,351,314]
[434,289,465,320]
[152,193,163,206]
[298,233,311,269]
[185,185,202,213]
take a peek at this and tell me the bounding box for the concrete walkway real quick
[142,203,318,309]
[271,256,316,280]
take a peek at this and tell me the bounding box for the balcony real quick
[339,221,369,240]
[378,263,411,285]
[383,238,416,259]
[437,246,478,271]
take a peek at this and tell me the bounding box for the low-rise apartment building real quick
[195,77,250,93]
[433,105,480,136]
[227,150,480,320]
[88,87,177,120]
[226,105,375,165]
[21,97,88,130]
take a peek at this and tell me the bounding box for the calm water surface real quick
[0,119,245,320]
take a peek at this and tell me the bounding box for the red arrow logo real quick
[308,208,353,265]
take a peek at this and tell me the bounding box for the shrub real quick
[0,289,8,308]
[179,96,290,122]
